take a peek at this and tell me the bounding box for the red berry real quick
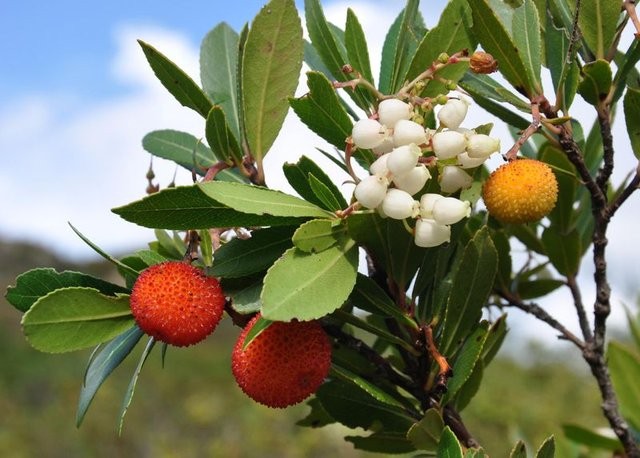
[231,314,332,408]
[130,261,225,347]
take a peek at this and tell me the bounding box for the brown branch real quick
[624,0,640,38]
[566,275,593,341]
[605,166,640,220]
[443,405,480,449]
[423,325,453,395]
[505,101,542,160]
[595,106,615,191]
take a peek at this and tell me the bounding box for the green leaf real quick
[613,42,640,102]
[443,322,489,403]
[290,72,353,151]
[624,87,640,160]
[331,364,408,409]
[22,287,135,353]
[292,219,344,253]
[481,314,508,365]
[489,228,512,292]
[346,432,415,454]
[453,359,484,412]
[153,229,186,259]
[138,40,212,118]
[210,226,295,278]
[517,279,565,300]
[440,227,498,354]
[282,155,348,210]
[308,174,343,212]
[578,0,621,60]
[469,0,534,97]
[510,224,546,254]
[608,341,640,430]
[625,307,640,351]
[200,22,240,137]
[222,276,263,314]
[464,448,490,458]
[459,81,530,129]
[242,0,303,161]
[541,227,581,276]
[562,423,622,451]
[6,268,129,313]
[578,59,613,106]
[545,11,579,111]
[296,397,336,428]
[198,181,333,219]
[345,9,373,83]
[510,440,527,458]
[332,309,417,353]
[113,185,305,230]
[76,326,143,426]
[405,0,474,97]
[118,337,155,434]
[407,409,445,451]
[540,144,578,232]
[535,436,555,458]
[261,239,358,321]
[437,426,464,458]
[349,274,417,329]
[459,73,531,111]
[512,0,543,95]
[205,106,243,166]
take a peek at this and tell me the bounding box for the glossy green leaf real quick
[562,423,622,451]
[624,87,640,159]
[241,314,272,349]
[222,275,263,314]
[481,314,508,365]
[578,0,621,60]
[453,359,484,412]
[345,9,373,83]
[292,219,344,253]
[545,11,579,110]
[76,326,143,426]
[332,309,416,353]
[199,181,332,218]
[460,82,530,129]
[6,268,128,313]
[349,274,417,329]
[210,226,295,277]
[510,440,527,458]
[535,436,555,458]
[290,72,353,150]
[407,409,445,451]
[346,432,415,454]
[242,0,303,161]
[200,23,240,137]
[578,59,612,106]
[282,155,348,210]
[437,426,464,458]
[512,0,543,95]
[440,227,498,354]
[138,40,212,118]
[540,144,578,232]
[261,239,358,321]
[22,287,135,353]
[331,364,408,409]
[490,229,512,292]
[307,174,342,212]
[118,337,155,434]
[608,341,640,430]
[113,185,305,230]
[205,106,243,166]
[153,229,186,259]
[510,224,546,254]
[405,0,474,97]
[459,73,530,111]
[236,23,249,141]
[296,397,336,428]
[613,42,640,102]
[541,227,581,276]
[517,279,565,300]
[443,322,489,403]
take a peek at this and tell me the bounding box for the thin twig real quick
[624,0,640,38]
[566,275,593,341]
[605,166,640,220]
[505,101,542,160]
[595,106,615,191]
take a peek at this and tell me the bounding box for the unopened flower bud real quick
[439,166,473,193]
[414,218,451,247]
[466,134,500,158]
[457,152,487,169]
[378,99,412,128]
[387,144,421,176]
[382,189,419,220]
[393,119,428,147]
[354,175,389,209]
[432,130,467,159]
[432,197,471,225]
[470,51,498,74]
[369,153,391,176]
[419,193,443,218]
[352,119,388,149]
[393,165,431,195]
[437,98,469,129]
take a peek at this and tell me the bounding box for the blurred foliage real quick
[0,238,607,457]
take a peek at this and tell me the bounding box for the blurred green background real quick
[0,238,608,457]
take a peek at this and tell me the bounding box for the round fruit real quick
[482,158,558,224]
[231,314,332,408]
[130,261,226,347]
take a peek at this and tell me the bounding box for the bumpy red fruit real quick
[130,261,225,347]
[231,314,332,408]
[482,158,559,224]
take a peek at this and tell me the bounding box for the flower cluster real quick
[351,96,500,247]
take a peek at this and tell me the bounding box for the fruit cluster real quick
[351,96,500,247]
[130,261,332,408]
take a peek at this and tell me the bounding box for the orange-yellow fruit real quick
[482,158,558,224]
[130,261,225,347]
[231,314,332,408]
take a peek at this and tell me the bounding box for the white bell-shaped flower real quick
[387,143,421,176]
[466,134,500,158]
[439,166,473,193]
[378,99,412,128]
[419,193,444,218]
[393,119,428,147]
[352,119,388,149]
[432,130,467,159]
[381,189,419,220]
[457,152,487,169]
[372,136,395,155]
[369,153,391,176]
[437,98,469,129]
[414,218,451,247]
[393,165,431,195]
[354,175,389,209]
[432,197,471,225]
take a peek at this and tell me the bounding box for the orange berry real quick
[231,314,332,408]
[482,158,558,224]
[130,261,225,347]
